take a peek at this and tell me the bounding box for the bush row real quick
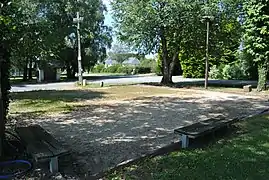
[209,62,248,80]
[91,64,154,75]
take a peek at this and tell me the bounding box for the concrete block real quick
[243,85,252,92]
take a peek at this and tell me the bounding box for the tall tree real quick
[243,0,269,91]
[0,0,16,156]
[111,0,196,85]
[244,0,269,91]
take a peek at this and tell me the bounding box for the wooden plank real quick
[29,125,69,157]
[16,126,54,161]
[174,117,239,138]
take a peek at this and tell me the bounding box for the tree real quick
[111,0,197,85]
[243,0,269,91]
[180,0,244,78]
[9,0,112,80]
[0,0,16,156]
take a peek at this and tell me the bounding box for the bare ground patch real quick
[10,86,269,178]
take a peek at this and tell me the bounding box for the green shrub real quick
[135,66,151,74]
[116,66,133,74]
[153,56,163,75]
[209,65,223,79]
[181,58,205,78]
[92,64,105,73]
[222,63,246,80]
[104,64,121,73]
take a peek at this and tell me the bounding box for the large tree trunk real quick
[160,27,173,85]
[168,52,179,82]
[257,62,268,91]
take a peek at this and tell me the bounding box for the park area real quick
[2,0,269,179]
[6,84,269,179]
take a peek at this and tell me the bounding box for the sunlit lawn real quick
[106,114,269,180]
[9,85,181,116]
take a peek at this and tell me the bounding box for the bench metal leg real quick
[50,157,59,173]
[181,134,189,148]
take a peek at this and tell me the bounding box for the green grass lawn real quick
[106,114,269,180]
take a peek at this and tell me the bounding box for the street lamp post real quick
[73,12,84,85]
[202,16,214,89]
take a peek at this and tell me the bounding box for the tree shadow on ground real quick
[118,115,269,180]
[13,94,269,178]
[11,89,105,102]
[142,79,269,88]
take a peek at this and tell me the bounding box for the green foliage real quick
[91,64,105,73]
[222,63,245,80]
[181,57,205,78]
[209,62,247,80]
[237,50,258,80]
[91,64,152,75]
[111,0,203,84]
[243,0,269,91]
[116,66,133,74]
[209,65,223,79]
[7,0,112,80]
[135,67,151,74]
[0,0,15,122]
[104,64,122,73]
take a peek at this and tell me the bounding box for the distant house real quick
[104,58,118,67]
[37,60,63,82]
[122,57,140,66]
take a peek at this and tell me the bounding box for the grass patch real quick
[9,85,179,116]
[106,114,269,180]
[10,89,104,115]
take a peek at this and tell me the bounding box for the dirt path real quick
[15,88,269,178]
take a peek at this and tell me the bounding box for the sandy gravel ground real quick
[14,89,269,178]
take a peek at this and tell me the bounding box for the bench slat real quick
[16,125,69,161]
[174,117,239,138]
[29,125,69,157]
[16,126,54,160]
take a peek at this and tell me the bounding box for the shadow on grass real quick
[11,89,105,102]
[142,79,264,88]
[9,90,106,118]
[107,115,269,180]
[11,74,135,86]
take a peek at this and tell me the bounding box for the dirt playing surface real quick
[13,86,269,178]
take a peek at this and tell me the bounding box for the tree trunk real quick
[23,63,28,81]
[160,27,173,85]
[28,60,33,80]
[0,61,4,157]
[66,65,72,79]
[168,52,179,82]
[257,62,268,91]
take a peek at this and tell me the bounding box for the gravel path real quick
[15,89,269,178]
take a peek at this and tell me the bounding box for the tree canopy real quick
[111,0,245,84]
[243,0,269,91]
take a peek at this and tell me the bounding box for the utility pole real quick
[205,19,210,89]
[202,16,213,89]
[73,12,84,85]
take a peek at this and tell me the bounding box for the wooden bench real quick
[16,125,70,173]
[174,117,240,148]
